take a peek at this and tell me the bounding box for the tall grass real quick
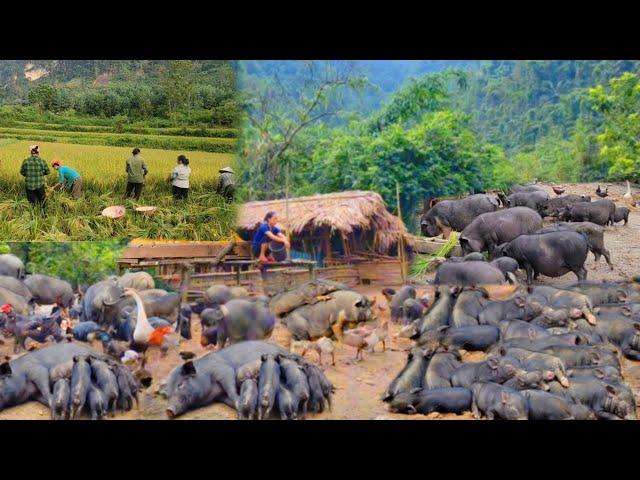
[0,140,237,241]
[410,232,459,277]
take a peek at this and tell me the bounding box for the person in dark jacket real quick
[20,145,50,208]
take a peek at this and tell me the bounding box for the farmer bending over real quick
[252,211,290,263]
[125,147,148,200]
[52,160,83,198]
[20,145,50,208]
[216,166,235,202]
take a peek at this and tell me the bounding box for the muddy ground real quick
[1,181,639,420]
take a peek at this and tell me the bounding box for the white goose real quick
[624,180,633,202]
[124,288,173,350]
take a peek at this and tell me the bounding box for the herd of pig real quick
[383,279,640,419]
[1,182,639,420]
[0,254,363,419]
[420,184,629,285]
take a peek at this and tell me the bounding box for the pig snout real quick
[167,394,189,419]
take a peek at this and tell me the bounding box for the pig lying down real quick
[0,342,139,420]
[158,340,333,420]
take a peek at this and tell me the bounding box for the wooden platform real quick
[410,234,462,257]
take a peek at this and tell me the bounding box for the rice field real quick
[0,139,237,241]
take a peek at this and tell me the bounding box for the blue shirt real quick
[58,166,81,188]
[252,223,280,250]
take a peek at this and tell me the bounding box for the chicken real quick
[289,337,336,366]
[342,331,368,361]
[133,356,153,389]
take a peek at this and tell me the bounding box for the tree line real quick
[1,60,238,126]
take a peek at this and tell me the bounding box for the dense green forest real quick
[0,60,238,126]
[2,241,127,288]
[237,60,640,229]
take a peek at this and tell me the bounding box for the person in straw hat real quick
[51,159,83,198]
[20,145,50,208]
[216,166,235,202]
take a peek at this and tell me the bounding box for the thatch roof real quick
[238,190,411,252]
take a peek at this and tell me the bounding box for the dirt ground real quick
[1,181,639,420]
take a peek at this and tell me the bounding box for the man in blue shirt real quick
[252,211,290,262]
[52,160,83,198]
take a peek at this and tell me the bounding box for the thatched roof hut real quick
[238,191,411,261]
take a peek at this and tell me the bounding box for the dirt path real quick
[1,181,639,420]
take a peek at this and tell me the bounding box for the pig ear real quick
[617,292,628,302]
[488,358,499,369]
[459,237,470,249]
[382,287,396,297]
[437,325,451,333]
[354,299,364,308]
[514,296,526,307]
[605,385,617,396]
[594,368,605,379]
[409,387,423,394]
[0,362,11,377]
[449,285,462,296]
[633,323,640,332]
[181,361,197,376]
[498,346,507,357]
[500,391,510,404]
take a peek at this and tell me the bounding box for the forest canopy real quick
[237,60,640,229]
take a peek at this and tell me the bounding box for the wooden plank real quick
[120,241,251,260]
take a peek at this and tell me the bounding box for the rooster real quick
[596,185,608,198]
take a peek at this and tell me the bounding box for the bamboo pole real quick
[284,161,291,258]
[396,182,407,282]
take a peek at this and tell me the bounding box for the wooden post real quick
[323,227,332,263]
[396,182,407,283]
[340,231,350,258]
[180,263,193,304]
